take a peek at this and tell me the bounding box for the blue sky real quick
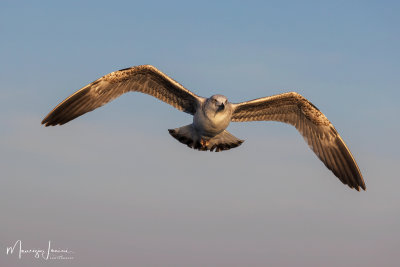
[1,1,399,266]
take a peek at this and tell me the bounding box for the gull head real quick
[205,94,228,113]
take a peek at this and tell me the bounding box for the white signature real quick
[6,240,74,260]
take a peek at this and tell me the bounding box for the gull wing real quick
[42,65,204,126]
[232,92,365,191]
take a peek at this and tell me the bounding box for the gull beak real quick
[218,102,225,111]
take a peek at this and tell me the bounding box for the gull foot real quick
[200,138,210,148]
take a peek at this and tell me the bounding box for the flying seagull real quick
[42,65,365,191]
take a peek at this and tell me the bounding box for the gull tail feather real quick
[168,124,244,152]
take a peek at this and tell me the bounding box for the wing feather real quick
[42,65,203,126]
[231,92,365,191]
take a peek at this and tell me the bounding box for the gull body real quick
[194,95,232,137]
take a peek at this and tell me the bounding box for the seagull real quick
[42,65,365,191]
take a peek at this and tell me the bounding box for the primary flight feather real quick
[42,65,365,191]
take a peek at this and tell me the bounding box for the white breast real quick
[193,105,232,137]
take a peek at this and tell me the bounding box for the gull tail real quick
[168,124,244,152]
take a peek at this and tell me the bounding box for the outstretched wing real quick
[231,92,365,191]
[42,65,204,126]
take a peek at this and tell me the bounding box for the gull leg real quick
[200,138,210,148]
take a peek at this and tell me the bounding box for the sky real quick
[1,0,399,266]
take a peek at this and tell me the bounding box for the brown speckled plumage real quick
[42,65,201,126]
[231,92,365,191]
